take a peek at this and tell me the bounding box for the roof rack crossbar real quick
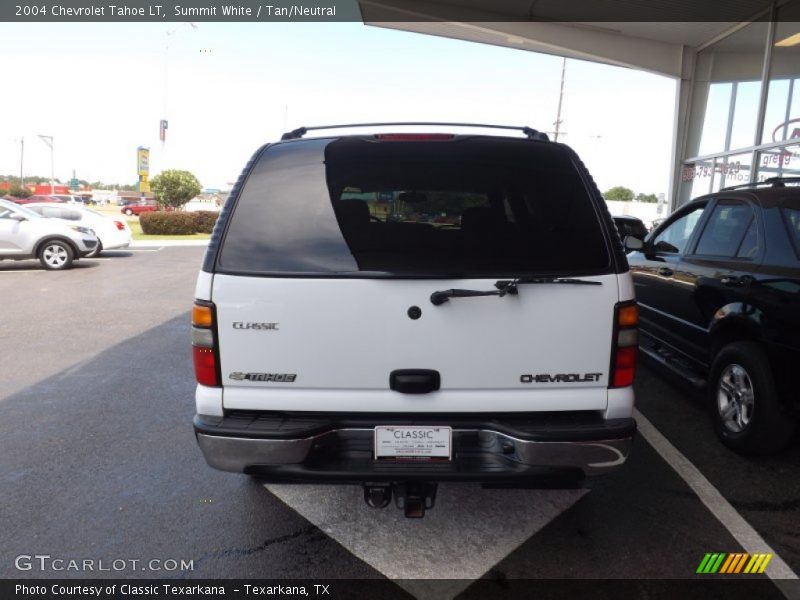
[280,122,550,141]
[721,176,800,191]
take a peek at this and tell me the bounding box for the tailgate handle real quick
[390,370,441,394]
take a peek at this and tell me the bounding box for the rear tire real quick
[124,208,133,216]
[709,341,796,456]
[38,240,75,270]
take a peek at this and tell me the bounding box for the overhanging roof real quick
[358,0,776,77]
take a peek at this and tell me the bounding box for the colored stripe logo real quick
[697,553,772,574]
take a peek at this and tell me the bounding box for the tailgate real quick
[214,274,617,412]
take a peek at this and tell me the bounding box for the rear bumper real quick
[194,412,636,480]
[77,238,97,256]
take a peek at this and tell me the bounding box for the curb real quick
[130,240,210,247]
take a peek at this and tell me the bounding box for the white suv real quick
[0,198,99,270]
[191,124,640,516]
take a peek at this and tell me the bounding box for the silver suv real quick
[0,198,98,270]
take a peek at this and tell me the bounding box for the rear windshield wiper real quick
[430,288,510,305]
[430,277,601,306]
[495,277,603,294]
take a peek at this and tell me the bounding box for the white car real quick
[0,198,99,270]
[25,203,132,257]
[50,194,85,205]
[191,123,641,517]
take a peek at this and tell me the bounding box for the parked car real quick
[191,123,641,517]
[50,194,92,205]
[628,177,800,455]
[25,203,131,256]
[612,215,648,242]
[9,194,64,205]
[121,201,160,216]
[0,198,99,270]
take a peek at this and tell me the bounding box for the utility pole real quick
[162,22,198,155]
[38,135,54,194]
[553,57,567,142]
[19,137,24,188]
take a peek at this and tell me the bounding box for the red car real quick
[121,202,162,216]
[8,195,66,205]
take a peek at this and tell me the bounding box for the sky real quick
[0,21,677,194]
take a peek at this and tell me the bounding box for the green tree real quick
[150,170,202,209]
[635,193,658,203]
[604,186,635,202]
[2,174,55,185]
[8,184,31,198]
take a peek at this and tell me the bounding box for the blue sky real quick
[1,22,676,193]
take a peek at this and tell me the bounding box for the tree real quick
[150,170,202,209]
[635,193,658,203]
[7,184,31,198]
[604,186,635,202]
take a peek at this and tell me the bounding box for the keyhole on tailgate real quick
[407,306,422,320]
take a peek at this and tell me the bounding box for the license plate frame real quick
[374,425,452,460]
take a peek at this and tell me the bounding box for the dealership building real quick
[362,0,800,210]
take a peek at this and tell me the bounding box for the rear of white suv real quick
[192,127,638,513]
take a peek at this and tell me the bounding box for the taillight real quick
[610,301,638,388]
[375,133,454,141]
[114,220,125,231]
[192,301,220,387]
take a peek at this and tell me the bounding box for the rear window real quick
[217,137,611,277]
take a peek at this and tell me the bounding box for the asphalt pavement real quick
[1,247,798,599]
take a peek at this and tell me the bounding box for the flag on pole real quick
[159,119,169,142]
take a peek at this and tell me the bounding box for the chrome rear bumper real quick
[195,416,635,479]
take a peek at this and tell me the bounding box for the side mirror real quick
[653,240,679,254]
[623,235,644,251]
[10,213,26,221]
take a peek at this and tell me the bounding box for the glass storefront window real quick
[730,81,762,150]
[698,84,732,156]
[762,5,800,145]
[679,4,800,211]
[688,22,769,159]
[681,159,715,199]
[682,153,753,201]
[711,154,753,193]
[757,143,800,181]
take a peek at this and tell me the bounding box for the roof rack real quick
[721,176,800,191]
[280,122,550,142]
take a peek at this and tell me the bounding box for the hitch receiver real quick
[393,482,438,518]
[363,482,438,517]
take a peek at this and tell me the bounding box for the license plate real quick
[374,426,452,460]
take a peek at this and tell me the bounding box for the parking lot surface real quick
[1,248,798,598]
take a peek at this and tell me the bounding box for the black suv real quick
[628,177,800,455]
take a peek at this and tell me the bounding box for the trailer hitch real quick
[363,482,438,518]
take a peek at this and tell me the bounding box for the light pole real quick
[552,57,567,142]
[19,137,24,189]
[162,22,198,155]
[38,134,54,194]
